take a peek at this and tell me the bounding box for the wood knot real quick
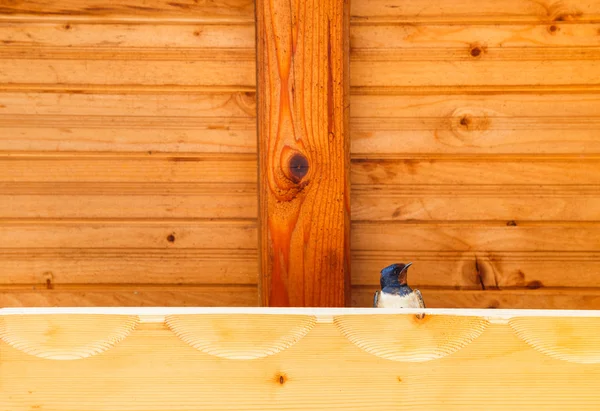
[167,234,175,243]
[470,47,482,57]
[506,220,517,226]
[468,43,486,58]
[548,25,559,34]
[233,92,256,116]
[448,107,494,145]
[288,153,309,183]
[459,115,471,128]
[526,280,543,289]
[63,23,72,30]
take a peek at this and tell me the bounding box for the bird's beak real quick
[403,262,413,270]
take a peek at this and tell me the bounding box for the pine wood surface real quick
[1,0,599,308]
[256,0,350,306]
[2,309,600,409]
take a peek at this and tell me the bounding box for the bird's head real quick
[380,262,412,288]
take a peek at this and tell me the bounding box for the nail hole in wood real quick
[275,373,287,385]
[167,234,176,243]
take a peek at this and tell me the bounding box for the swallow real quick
[373,262,426,319]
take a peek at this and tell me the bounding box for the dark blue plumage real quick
[374,262,426,318]
[379,262,414,296]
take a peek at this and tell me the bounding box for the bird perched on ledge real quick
[373,262,426,319]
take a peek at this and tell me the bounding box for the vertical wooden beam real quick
[256,0,350,306]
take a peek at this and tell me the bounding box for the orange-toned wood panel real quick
[0,0,258,305]
[256,0,351,306]
[349,0,600,308]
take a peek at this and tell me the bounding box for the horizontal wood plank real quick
[353,185,600,221]
[352,157,600,185]
[0,220,257,249]
[351,60,600,87]
[3,92,599,155]
[0,92,256,117]
[4,0,600,24]
[7,183,598,221]
[351,93,600,154]
[7,22,600,51]
[0,249,257,285]
[0,0,255,22]
[351,0,600,23]
[0,182,256,219]
[352,287,600,309]
[0,116,256,153]
[351,84,600,95]
[351,251,600,289]
[352,47,600,62]
[352,222,600,252]
[24,155,596,187]
[0,285,258,306]
[0,59,255,86]
[0,45,255,60]
[351,23,600,48]
[0,92,256,152]
[0,153,256,183]
[0,22,254,48]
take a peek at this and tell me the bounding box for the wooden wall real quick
[1,0,600,308]
[349,0,600,308]
[0,0,260,306]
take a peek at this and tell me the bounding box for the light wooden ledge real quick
[2,308,600,410]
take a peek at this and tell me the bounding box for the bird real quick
[373,262,426,319]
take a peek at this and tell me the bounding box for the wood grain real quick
[256,0,350,306]
[0,153,256,183]
[0,59,254,86]
[0,0,255,23]
[352,287,600,309]
[0,115,256,153]
[351,0,600,23]
[0,182,256,219]
[352,222,600,252]
[0,1,261,306]
[352,60,600,87]
[351,24,600,48]
[0,286,258,307]
[0,314,138,359]
[0,92,256,117]
[353,185,600,221]
[351,93,600,154]
[351,156,600,185]
[0,92,256,153]
[351,251,600,289]
[0,249,257,285]
[3,310,600,410]
[0,220,256,249]
[0,22,255,48]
